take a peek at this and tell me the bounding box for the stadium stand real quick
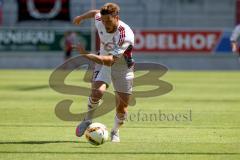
[2,0,236,28]
[0,0,239,70]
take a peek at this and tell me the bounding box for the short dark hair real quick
[100,3,120,16]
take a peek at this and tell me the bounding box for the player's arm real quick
[73,44,117,66]
[83,54,117,67]
[74,41,132,66]
[73,10,100,25]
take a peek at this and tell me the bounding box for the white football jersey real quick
[230,24,240,42]
[94,13,134,57]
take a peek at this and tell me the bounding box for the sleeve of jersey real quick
[230,25,240,42]
[94,13,101,27]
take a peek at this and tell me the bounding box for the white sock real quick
[112,113,127,132]
[85,97,99,121]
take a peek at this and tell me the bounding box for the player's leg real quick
[76,65,111,137]
[86,81,107,120]
[111,68,134,142]
[76,81,107,137]
[111,92,130,142]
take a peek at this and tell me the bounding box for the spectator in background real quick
[230,24,240,54]
[64,31,77,61]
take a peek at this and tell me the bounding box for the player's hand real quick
[72,43,88,55]
[73,16,83,25]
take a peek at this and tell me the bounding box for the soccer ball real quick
[85,122,108,145]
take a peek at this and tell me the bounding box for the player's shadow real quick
[0,140,86,144]
[17,85,49,91]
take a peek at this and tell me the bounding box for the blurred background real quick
[0,0,239,70]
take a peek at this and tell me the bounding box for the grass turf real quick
[0,70,239,160]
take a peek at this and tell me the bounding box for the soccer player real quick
[230,24,240,54]
[73,3,134,142]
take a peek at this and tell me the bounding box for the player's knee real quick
[115,93,130,108]
[91,89,104,102]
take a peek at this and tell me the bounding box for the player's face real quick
[101,15,119,33]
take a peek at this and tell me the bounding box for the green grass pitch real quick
[0,70,239,160]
